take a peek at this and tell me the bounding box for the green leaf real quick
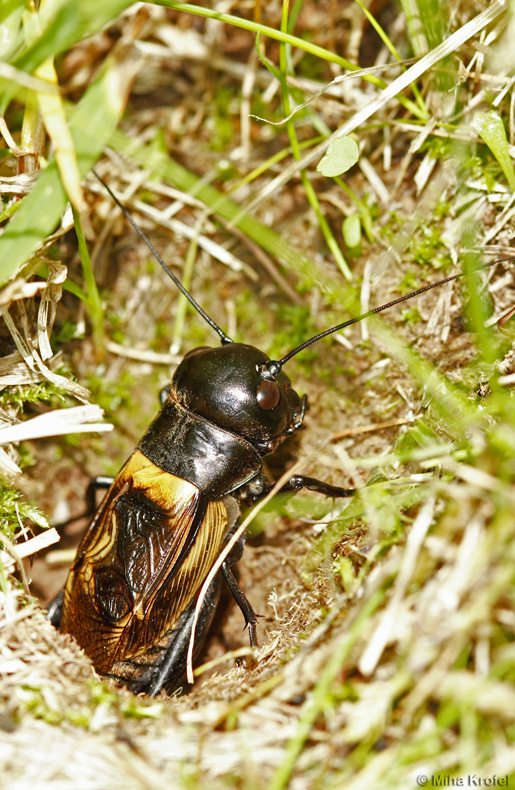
[23,505,50,530]
[342,214,361,248]
[472,110,515,193]
[0,0,24,61]
[316,137,359,178]
[11,0,133,74]
[36,58,82,211]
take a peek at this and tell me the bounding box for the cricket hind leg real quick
[123,574,223,697]
[124,534,259,696]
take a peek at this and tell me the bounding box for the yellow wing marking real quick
[61,450,229,672]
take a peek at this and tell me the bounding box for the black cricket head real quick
[172,343,304,454]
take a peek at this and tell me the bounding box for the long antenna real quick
[93,170,233,345]
[260,257,515,378]
[93,169,513,373]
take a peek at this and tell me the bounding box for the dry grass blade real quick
[0,405,112,444]
[1,529,60,581]
[0,305,90,401]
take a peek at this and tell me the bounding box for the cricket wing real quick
[60,450,228,672]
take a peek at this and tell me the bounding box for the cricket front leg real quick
[248,472,356,502]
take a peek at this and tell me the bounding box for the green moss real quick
[399,306,422,325]
[0,481,49,538]
[399,270,421,295]
[15,677,164,730]
[0,381,67,410]
[408,225,453,270]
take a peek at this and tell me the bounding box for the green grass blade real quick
[472,110,515,193]
[277,2,352,280]
[0,0,24,62]
[152,0,426,120]
[239,2,506,216]
[72,206,105,349]
[0,50,139,286]
[269,590,384,790]
[11,0,133,74]
[353,0,426,114]
[151,0,357,72]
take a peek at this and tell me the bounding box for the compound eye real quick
[256,380,281,410]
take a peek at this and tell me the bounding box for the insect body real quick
[49,174,510,695]
[52,341,353,694]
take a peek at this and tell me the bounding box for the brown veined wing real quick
[60,450,228,672]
